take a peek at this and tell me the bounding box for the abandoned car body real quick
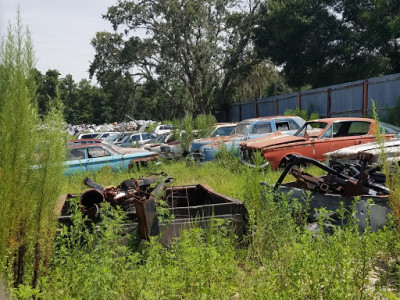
[325,131,400,166]
[66,143,158,175]
[240,118,398,169]
[271,154,391,232]
[191,116,306,162]
[57,175,249,244]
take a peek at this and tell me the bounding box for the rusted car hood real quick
[325,138,400,162]
[241,133,305,150]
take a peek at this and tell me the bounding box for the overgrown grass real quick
[10,156,400,299]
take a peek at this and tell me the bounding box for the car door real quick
[314,121,373,160]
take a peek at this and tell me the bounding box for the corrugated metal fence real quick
[227,73,400,122]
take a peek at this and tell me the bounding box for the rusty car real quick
[57,174,249,245]
[270,154,391,233]
[324,131,400,167]
[190,116,306,162]
[240,118,399,169]
[66,143,158,175]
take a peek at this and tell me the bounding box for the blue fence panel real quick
[227,104,240,122]
[258,98,275,117]
[277,94,297,115]
[330,84,363,117]
[226,73,400,121]
[241,101,256,120]
[301,90,328,117]
[367,74,400,118]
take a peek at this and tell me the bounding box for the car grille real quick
[190,150,204,162]
[160,146,170,153]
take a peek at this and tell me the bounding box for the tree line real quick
[35,0,400,124]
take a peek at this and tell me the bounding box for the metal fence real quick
[226,73,400,122]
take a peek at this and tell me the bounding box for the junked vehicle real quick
[152,124,173,135]
[240,118,398,169]
[324,129,400,167]
[191,116,306,162]
[57,174,249,245]
[76,132,100,139]
[189,123,237,160]
[66,143,158,175]
[209,123,237,137]
[117,132,156,147]
[145,133,187,159]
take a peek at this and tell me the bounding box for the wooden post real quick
[255,98,259,118]
[362,81,368,116]
[297,92,302,110]
[275,99,278,115]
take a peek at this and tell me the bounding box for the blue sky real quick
[0,0,115,82]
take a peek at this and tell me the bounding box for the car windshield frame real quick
[211,126,235,137]
[294,121,329,137]
[232,123,250,136]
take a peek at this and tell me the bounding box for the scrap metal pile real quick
[57,173,248,244]
[272,154,391,232]
[274,154,389,197]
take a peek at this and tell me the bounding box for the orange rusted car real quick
[239,117,399,169]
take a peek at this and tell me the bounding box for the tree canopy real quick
[89,0,263,117]
[254,0,400,88]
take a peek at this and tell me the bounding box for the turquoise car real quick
[65,143,157,175]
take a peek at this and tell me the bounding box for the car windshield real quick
[155,134,168,143]
[211,126,235,137]
[295,122,328,137]
[105,134,122,143]
[232,123,250,136]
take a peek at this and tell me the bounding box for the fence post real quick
[275,99,278,115]
[255,98,259,118]
[362,80,368,116]
[238,103,242,121]
[327,88,331,117]
[297,92,302,110]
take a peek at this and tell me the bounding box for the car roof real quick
[70,138,103,143]
[307,117,375,123]
[239,115,300,123]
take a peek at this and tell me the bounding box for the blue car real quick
[191,116,306,162]
[65,143,157,175]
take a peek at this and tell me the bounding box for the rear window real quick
[380,122,400,134]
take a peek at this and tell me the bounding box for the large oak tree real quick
[89,0,263,117]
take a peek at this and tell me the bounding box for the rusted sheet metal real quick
[271,154,391,232]
[57,175,249,244]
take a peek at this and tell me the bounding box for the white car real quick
[152,124,173,135]
[118,132,156,147]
